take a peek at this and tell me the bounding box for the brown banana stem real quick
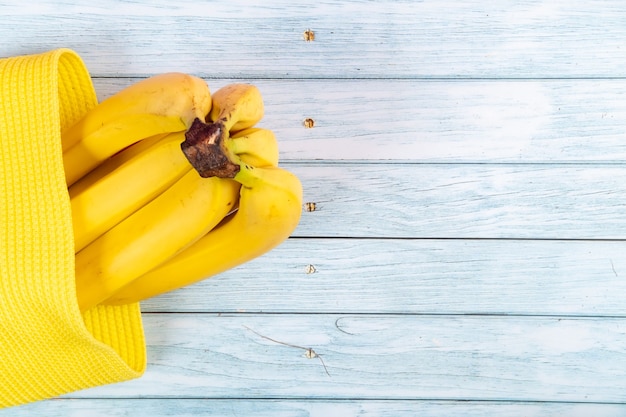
[181,118,240,178]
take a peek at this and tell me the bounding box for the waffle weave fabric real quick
[0,48,146,409]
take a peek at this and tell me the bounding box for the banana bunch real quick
[64,73,302,312]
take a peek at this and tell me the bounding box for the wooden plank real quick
[141,238,626,316]
[91,78,626,163]
[288,163,626,239]
[63,314,626,403]
[7,398,626,417]
[2,0,626,78]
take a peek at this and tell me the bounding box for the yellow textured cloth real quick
[0,49,146,409]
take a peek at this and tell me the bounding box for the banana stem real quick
[181,118,240,178]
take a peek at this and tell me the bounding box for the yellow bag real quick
[0,49,146,408]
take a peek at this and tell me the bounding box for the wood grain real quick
[289,163,626,239]
[7,399,626,417]
[92,78,626,163]
[58,314,626,403]
[141,238,626,316]
[2,0,626,78]
[2,0,626,414]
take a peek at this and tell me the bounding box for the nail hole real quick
[303,118,315,128]
[305,264,317,274]
[303,29,315,42]
[304,202,317,212]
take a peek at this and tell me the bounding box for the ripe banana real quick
[208,83,264,132]
[69,127,278,253]
[229,127,280,167]
[69,130,192,252]
[62,72,212,186]
[69,79,286,309]
[181,83,265,179]
[74,169,240,312]
[103,159,303,306]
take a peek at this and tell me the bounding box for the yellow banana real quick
[229,127,280,167]
[69,127,279,253]
[75,169,240,312]
[62,72,212,186]
[69,130,192,252]
[171,83,265,178]
[208,83,264,132]
[180,83,265,179]
[103,150,302,306]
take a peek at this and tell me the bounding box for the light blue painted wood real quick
[1,0,626,414]
[141,238,626,316]
[55,314,626,402]
[2,0,626,78]
[289,163,626,239]
[92,78,626,163]
[6,399,626,417]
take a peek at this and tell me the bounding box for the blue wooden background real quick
[2,0,626,415]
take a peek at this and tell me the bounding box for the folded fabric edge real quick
[0,48,146,409]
